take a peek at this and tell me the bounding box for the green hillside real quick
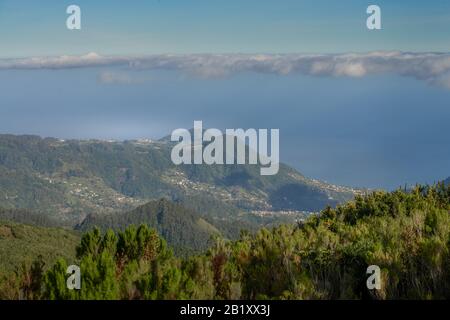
[76,199,223,254]
[0,134,360,226]
[0,221,79,276]
[0,208,61,228]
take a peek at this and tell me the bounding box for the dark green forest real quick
[76,199,223,255]
[1,184,448,300]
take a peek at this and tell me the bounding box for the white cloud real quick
[2,51,450,89]
[0,52,126,69]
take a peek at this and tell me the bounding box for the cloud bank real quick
[2,51,450,89]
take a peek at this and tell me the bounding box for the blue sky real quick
[1,0,450,56]
[0,1,449,189]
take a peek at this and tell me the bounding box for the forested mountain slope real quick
[76,199,223,254]
[0,134,360,225]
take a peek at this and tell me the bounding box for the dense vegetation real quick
[0,221,79,299]
[0,208,61,228]
[0,134,357,227]
[76,199,222,255]
[1,184,448,300]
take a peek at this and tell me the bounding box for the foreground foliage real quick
[0,222,79,299]
[2,184,449,299]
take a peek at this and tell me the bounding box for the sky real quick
[1,0,450,56]
[0,1,449,189]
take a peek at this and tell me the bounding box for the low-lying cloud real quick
[2,51,450,89]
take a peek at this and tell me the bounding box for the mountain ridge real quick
[76,198,222,254]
